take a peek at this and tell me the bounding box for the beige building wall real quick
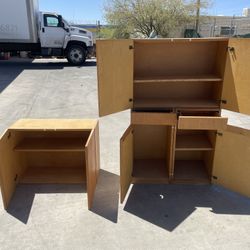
[199,16,250,37]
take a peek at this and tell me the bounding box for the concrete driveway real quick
[0,58,250,250]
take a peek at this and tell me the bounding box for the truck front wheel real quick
[67,45,86,65]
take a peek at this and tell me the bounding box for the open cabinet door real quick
[212,126,250,197]
[222,39,250,115]
[0,130,26,209]
[96,40,134,116]
[120,126,133,203]
[85,125,100,209]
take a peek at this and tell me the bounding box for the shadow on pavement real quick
[124,184,250,231]
[0,59,96,93]
[90,169,120,223]
[7,184,86,224]
[6,169,119,224]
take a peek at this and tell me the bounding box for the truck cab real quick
[38,12,93,65]
[0,0,94,65]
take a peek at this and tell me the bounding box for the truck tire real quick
[67,45,86,65]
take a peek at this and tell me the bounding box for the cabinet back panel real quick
[134,82,215,99]
[175,151,203,160]
[134,42,219,77]
[15,131,90,142]
[134,125,168,159]
[25,152,86,169]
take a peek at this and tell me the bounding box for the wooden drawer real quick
[178,116,228,130]
[131,112,177,125]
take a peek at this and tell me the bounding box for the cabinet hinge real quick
[212,176,218,180]
[216,132,223,136]
[220,99,227,104]
[7,132,11,139]
[227,46,235,52]
[129,45,134,50]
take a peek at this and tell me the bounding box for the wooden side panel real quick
[131,112,177,126]
[167,126,176,179]
[85,126,99,209]
[120,126,133,203]
[96,40,134,116]
[222,39,250,115]
[0,130,26,209]
[213,126,250,197]
[94,123,100,179]
[178,116,228,130]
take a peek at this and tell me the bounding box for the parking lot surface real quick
[0,58,250,250]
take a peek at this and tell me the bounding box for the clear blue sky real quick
[39,0,250,24]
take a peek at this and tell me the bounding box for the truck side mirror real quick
[58,15,64,28]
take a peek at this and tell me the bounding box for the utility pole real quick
[195,0,201,33]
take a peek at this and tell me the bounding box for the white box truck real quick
[0,0,94,65]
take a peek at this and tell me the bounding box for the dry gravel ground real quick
[0,58,250,250]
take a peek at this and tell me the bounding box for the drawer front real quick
[131,112,177,126]
[178,116,228,130]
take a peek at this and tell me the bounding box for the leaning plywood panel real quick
[85,124,100,209]
[96,40,134,116]
[120,126,133,203]
[213,125,250,197]
[222,39,250,115]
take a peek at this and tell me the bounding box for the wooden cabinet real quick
[0,119,100,209]
[97,38,250,202]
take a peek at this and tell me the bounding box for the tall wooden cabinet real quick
[97,38,250,202]
[0,119,100,209]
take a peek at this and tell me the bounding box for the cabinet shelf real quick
[14,137,86,152]
[173,160,210,184]
[134,99,220,110]
[175,134,213,151]
[134,75,222,83]
[20,166,86,184]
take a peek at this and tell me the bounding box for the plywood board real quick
[0,130,27,209]
[222,39,250,115]
[14,137,86,152]
[213,127,250,197]
[10,119,97,131]
[20,167,86,184]
[134,75,222,83]
[178,116,228,130]
[134,99,219,110]
[85,126,99,209]
[175,134,213,151]
[132,159,168,184]
[134,41,220,78]
[96,40,134,116]
[25,151,85,169]
[134,125,167,159]
[120,126,133,203]
[173,160,210,184]
[167,126,176,179]
[131,112,177,126]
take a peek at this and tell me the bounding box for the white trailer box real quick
[0,0,39,43]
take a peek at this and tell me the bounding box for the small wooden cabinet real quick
[97,38,250,202]
[0,119,100,209]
